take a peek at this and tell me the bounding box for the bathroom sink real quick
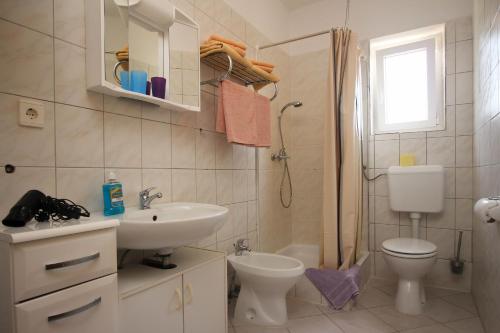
[117,202,228,252]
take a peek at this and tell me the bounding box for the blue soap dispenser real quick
[103,171,125,216]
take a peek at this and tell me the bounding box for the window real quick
[370,24,445,134]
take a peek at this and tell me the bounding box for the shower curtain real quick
[322,28,363,270]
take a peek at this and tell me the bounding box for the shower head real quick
[279,101,303,116]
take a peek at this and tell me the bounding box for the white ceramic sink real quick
[117,202,228,252]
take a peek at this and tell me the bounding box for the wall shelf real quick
[200,52,278,101]
[95,81,200,112]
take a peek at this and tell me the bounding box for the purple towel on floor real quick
[305,265,361,310]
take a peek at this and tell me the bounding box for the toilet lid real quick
[382,238,437,255]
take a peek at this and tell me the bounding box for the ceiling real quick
[279,0,325,11]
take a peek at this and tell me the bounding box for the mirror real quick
[102,0,199,108]
[169,22,200,107]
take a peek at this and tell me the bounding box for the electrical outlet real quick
[19,99,45,128]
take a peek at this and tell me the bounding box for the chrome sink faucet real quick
[234,238,251,256]
[139,187,162,210]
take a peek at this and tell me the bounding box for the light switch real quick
[19,99,45,128]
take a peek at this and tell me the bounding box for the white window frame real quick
[370,24,445,134]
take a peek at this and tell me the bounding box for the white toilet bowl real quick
[228,252,304,326]
[382,238,437,315]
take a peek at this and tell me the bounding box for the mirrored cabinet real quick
[85,0,200,112]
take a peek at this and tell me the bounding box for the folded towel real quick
[305,265,361,310]
[200,41,246,57]
[250,59,275,68]
[200,44,280,91]
[216,80,271,147]
[253,65,273,73]
[208,33,247,50]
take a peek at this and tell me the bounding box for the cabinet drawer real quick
[12,228,117,302]
[15,274,117,333]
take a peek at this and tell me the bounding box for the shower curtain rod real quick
[257,29,332,50]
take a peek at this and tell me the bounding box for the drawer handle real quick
[48,297,101,322]
[45,252,100,270]
[175,288,183,311]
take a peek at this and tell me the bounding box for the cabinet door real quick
[183,258,226,333]
[119,275,183,333]
[15,274,118,333]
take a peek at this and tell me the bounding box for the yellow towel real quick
[208,34,247,50]
[201,41,246,57]
[200,44,279,91]
[253,65,273,73]
[249,59,275,69]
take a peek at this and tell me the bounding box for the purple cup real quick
[146,81,151,95]
[151,77,166,99]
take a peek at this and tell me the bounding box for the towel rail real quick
[200,53,278,101]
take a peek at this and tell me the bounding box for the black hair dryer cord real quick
[2,190,90,227]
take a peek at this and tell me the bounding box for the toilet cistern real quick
[387,165,445,236]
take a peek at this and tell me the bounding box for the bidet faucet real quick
[234,238,251,256]
[139,187,162,210]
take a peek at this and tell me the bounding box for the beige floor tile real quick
[374,282,398,296]
[234,326,289,333]
[445,317,485,333]
[286,298,323,319]
[422,299,475,323]
[369,305,436,331]
[357,287,394,308]
[441,293,478,314]
[399,324,455,333]
[328,309,396,333]
[286,315,343,333]
[425,286,462,299]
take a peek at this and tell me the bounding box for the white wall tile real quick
[427,228,455,259]
[375,224,399,250]
[172,169,196,202]
[456,72,473,104]
[455,17,472,41]
[0,20,54,100]
[456,136,473,167]
[374,196,398,225]
[104,113,141,168]
[54,0,85,47]
[232,170,248,202]
[55,104,103,167]
[142,120,172,168]
[455,104,473,135]
[455,199,472,230]
[195,130,216,169]
[0,0,53,35]
[427,137,455,167]
[400,138,426,165]
[56,167,104,212]
[172,125,195,168]
[54,40,103,110]
[216,170,233,204]
[374,140,399,168]
[0,94,55,166]
[427,199,455,229]
[456,167,473,198]
[215,134,233,169]
[196,169,216,204]
[103,96,141,118]
[455,40,473,73]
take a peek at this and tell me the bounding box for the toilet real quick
[383,165,444,315]
[228,252,304,326]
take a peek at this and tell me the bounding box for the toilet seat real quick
[382,238,437,259]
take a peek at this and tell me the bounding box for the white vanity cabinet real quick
[118,247,227,333]
[0,219,120,333]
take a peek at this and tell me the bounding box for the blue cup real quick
[130,70,148,94]
[120,71,130,90]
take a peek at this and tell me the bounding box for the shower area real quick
[255,32,371,303]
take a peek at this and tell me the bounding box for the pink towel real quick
[216,80,271,147]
